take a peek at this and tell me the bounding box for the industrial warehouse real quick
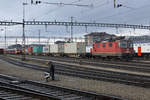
[0,0,150,100]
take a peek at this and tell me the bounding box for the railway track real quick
[0,86,40,100]
[8,54,150,73]
[0,76,59,100]
[0,74,126,100]
[1,55,150,88]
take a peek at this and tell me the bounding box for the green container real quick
[33,46,43,54]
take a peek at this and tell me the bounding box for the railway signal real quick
[117,4,123,8]
[114,0,122,8]
[31,0,41,5]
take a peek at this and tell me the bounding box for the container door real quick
[138,47,141,56]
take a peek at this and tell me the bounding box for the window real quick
[119,41,127,48]
[97,44,100,48]
[103,43,106,48]
[128,42,133,48]
[109,43,112,47]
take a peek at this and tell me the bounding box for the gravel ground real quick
[8,55,150,77]
[0,59,150,100]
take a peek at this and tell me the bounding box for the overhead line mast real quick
[114,0,116,8]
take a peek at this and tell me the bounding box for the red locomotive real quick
[91,39,134,59]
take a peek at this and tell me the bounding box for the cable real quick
[95,3,150,22]
[124,13,150,24]
[31,0,86,20]
[80,0,109,14]
[76,0,110,21]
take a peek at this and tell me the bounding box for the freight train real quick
[5,38,135,59]
[24,39,134,59]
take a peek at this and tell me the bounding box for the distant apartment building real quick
[84,32,116,46]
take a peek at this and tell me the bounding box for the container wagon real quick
[33,46,43,55]
[64,42,86,57]
[43,45,50,55]
[85,45,93,57]
[50,44,59,56]
[58,43,65,56]
[0,49,4,54]
[28,47,33,55]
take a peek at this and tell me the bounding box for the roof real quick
[84,32,116,37]
[128,35,150,43]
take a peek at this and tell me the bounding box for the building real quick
[128,35,150,43]
[8,44,22,49]
[84,32,116,46]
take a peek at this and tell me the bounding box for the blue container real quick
[33,46,43,54]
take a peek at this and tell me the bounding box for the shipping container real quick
[33,46,43,55]
[25,48,28,54]
[28,47,33,55]
[64,42,86,55]
[50,44,58,53]
[0,49,4,54]
[43,45,50,55]
[86,45,93,53]
[85,45,93,57]
[58,43,64,53]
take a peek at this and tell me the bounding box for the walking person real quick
[48,61,55,80]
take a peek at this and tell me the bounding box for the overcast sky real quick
[0,0,150,38]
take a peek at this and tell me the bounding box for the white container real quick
[25,48,28,54]
[43,46,50,54]
[64,42,86,54]
[58,43,64,53]
[50,44,58,53]
[86,45,93,53]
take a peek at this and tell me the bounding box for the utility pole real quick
[16,38,18,45]
[114,0,116,8]
[116,27,119,34]
[149,22,150,36]
[4,27,6,50]
[22,2,27,61]
[38,29,41,45]
[70,16,74,42]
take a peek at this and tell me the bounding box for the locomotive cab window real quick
[109,43,113,47]
[103,43,106,48]
[119,41,127,48]
[128,42,133,48]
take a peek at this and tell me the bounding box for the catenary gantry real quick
[0,21,150,29]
